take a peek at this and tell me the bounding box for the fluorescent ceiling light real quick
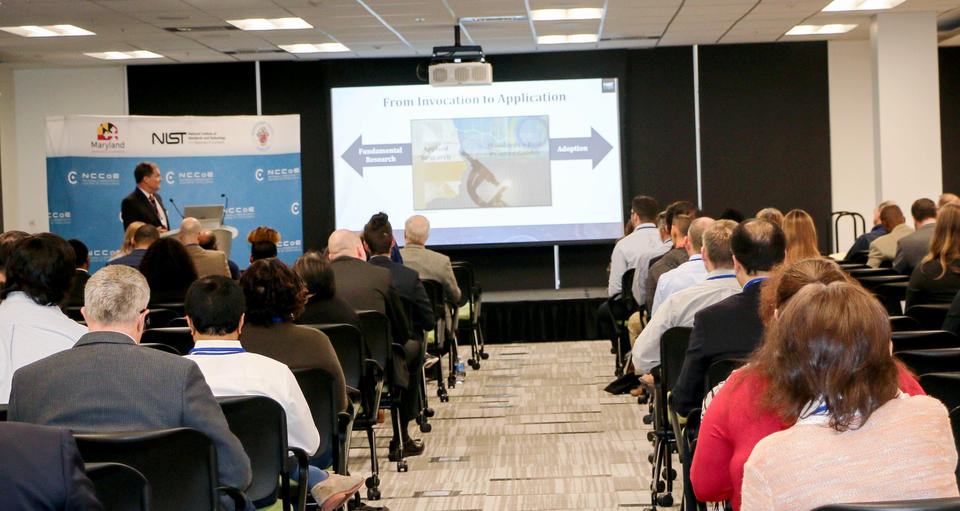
[0,24,94,37]
[279,43,350,53]
[822,0,906,11]
[537,33,598,44]
[785,24,857,35]
[84,50,163,60]
[530,8,603,21]
[227,17,312,31]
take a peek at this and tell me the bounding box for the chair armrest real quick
[287,447,309,511]
[217,485,249,511]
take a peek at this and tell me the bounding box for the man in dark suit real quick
[672,218,786,417]
[365,213,434,332]
[8,265,251,509]
[893,198,938,275]
[67,238,90,307]
[120,161,169,231]
[0,422,102,510]
[327,228,426,459]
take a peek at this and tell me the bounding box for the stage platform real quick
[478,287,607,343]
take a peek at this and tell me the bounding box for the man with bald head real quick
[867,204,913,268]
[178,217,230,277]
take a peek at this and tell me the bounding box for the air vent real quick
[221,49,287,55]
[164,25,239,33]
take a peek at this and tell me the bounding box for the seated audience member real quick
[651,216,714,315]
[400,215,461,306]
[238,259,347,413]
[894,197,938,275]
[138,237,198,305]
[247,225,280,244]
[327,229,425,458]
[178,217,230,278]
[671,219,785,417]
[641,201,698,312]
[738,282,956,511]
[7,265,251,506]
[362,212,404,264]
[906,202,960,308]
[0,422,102,510]
[0,233,87,403]
[631,220,740,376]
[106,223,158,269]
[754,207,783,227]
[845,200,894,260]
[0,230,29,283]
[365,213,434,332]
[607,195,663,300]
[781,209,821,267]
[293,252,360,328]
[940,192,959,207]
[198,230,240,279]
[691,259,926,510]
[866,204,913,268]
[250,241,277,263]
[183,275,363,509]
[107,220,145,262]
[719,208,744,222]
[67,238,90,307]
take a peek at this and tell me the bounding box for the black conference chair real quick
[891,331,960,353]
[812,497,960,510]
[858,274,909,291]
[451,261,488,366]
[704,358,743,394]
[601,267,637,377]
[876,282,910,316]
[140,342,181,355]
[84,462,150,511]
[291,367,353,479]
[398,296,434,434]
[147,302,185,316]
[918,373,960,412]
[649,326,692,509]
[0,404,8,421]
[890,316,922,332]
[74,427,247,511]
[218,395,309,511]
[141,327,193,356]
[420,278,451,402]
[144,308,180,329]
[64,305,85,322]
[896,348,960,377]
[907,304,953,331]
[847,267,899,279]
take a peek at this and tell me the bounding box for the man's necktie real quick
[148,195,164,228]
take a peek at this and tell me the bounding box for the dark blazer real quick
[105,248,146,269]
[8,331,251,494]
[672,280,763,416]
[239,322,348,412]
[894,222,935,275]
[906,259,960,309]
[297,295,360,329]
[120,188,168,230]
[0,422,103,511]
[369,255,435,332]
[67,269,90,307]
[329,256,409,343]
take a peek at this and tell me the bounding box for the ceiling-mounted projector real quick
[429,27,492,86]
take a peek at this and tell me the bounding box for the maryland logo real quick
[97,122,119,141]
[252,122,272,149]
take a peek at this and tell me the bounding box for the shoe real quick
[388,439,425,461]
[311,472,365,511]
[629,386,646,397]
[423,354,440,369]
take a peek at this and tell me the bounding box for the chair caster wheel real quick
[648,453,655,463]
[447,377,457,388]
[365,475,380,488]
[367,488,381,500]
[655,480,665,492]
[397,461,408,472]
[419,422,432,433]
[469,359,480,370]
[642,414,653,425]
[440,394,450,402]
[637,394,649,405]
[480,351,489,359]
[647,431,656,442]
[424,407,435,417]
[656,494,673,507]
[662,468,677,481]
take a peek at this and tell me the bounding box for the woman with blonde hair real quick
[781,209,820,267]
[906,202,960,309]
[108,221,145,261]
[755,208,783,227]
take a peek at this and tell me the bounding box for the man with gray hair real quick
[400,214,461,307]
[178,217,230,278]
[8,265,252,508]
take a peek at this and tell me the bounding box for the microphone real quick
[221,193,229,222]
[168,197,184,219]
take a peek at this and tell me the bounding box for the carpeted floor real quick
[345,340,681,510]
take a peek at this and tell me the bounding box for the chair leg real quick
[417,365,432,433]
[389,403,408,472]
[364,427,381,500]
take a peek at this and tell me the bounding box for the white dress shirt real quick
[0,291,88,403]
[630,238,675,305]
[138,187,168,230]
[631,269,742,373]
[650,255,707,316]
[185,339,321,455]
[608,223,665,296]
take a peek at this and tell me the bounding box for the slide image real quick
[411,116,551,210]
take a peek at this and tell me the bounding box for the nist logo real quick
[152,132,186,144]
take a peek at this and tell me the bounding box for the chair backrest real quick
[0,404,7,421]
[166,317,189,328]
[891,331,960,353]
[951,406,960,485]
[890,316,922,332]
[660,327,693,389]
[84,462,150,511]
[305,323,364,391]
[420,279,448,318]
[919,373,960,412]
[358,310,391,371]
[148,302,185,316]
[847,267,898,279]
[145,308,179,329]
[141,327,194,356]
[64,305,84,322]
[140,343,182,355]
[705,358,743,393]
[907,304,954,331]
[896,348,960,377]
[291,367,338,460]
[843,249,869,265]
[217,395,287,506]
[620,268,638,314]
[812,497,960,510]
[74,427,219,511]
[451,261,474,308]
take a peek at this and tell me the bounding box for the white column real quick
[871,11,942,211]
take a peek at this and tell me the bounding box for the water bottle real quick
[456,361,465,382]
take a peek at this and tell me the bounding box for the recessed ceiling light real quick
[785,24,858,35]
[537,33,598,44]
[822,0,906,11]
[278,43,350,53]
[84,50,164,60]
[530,8,603,21]
[226,17,312,31]
[0,24,94,37]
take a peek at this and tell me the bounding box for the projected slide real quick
[332,78,622,246]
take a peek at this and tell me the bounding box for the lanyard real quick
[188,347,246,355]
[706,274,736,281]
[689,255,703,262]
[743,277,768,290]
[636,226,656,230]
